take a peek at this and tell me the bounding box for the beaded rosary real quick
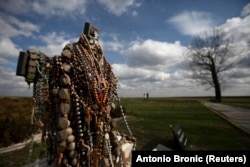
[16,23,135,167]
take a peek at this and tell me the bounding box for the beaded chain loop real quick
[20,24,136,167]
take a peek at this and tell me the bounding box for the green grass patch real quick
[116,97,250,150]
[0,96,250,166]
[222,97,250,109]
[0,142,46,167]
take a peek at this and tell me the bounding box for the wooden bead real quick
[57,117,69,129]
[111,103,116,109]
[59,89,70,100]
[69,150,76,158]
[65,44,73,51]
[57,141,66,153]
[62,49,72,59]
[66,135,75,143]
[59,74,71,86]
[65,127,73,136]
[62,158,68,165]
[57,130,67,141]
[60,103,70,115]
[67,142,76,151]
[52,88,59,96]
[71,158,77,166]
[28,49,39,59]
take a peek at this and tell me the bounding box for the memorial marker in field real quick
[16,22,136,167]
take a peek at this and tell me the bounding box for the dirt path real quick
[0,133,42,154]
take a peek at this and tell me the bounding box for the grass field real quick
[0,96,249,166]
[222,97,250,109]
[116,97,250,150]
[0,142,46,167]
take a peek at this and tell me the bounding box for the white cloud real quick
[218,15,250,45]
[0,67,32,96]
[38,32,72,45]
[100,34,124,52]
[241,3,250,17]
[97,0,137,16]
[0,0,88,17]
[0,13,40,57]
[0,57,11,65]
[30,32,77,56]
[113,63,172,97]
[113,63,171,82]
[131,10,138,16]
[0,0,140,17]
[102,40,123,51]
[118,82,135,90]
[0,37,21,57]
[168,11,215,36]
[123,39,186,69]
[111,39,194,97]
[0,12,40,38]
[216,11,250,80]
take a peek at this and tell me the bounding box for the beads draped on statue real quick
[24,32,135,167]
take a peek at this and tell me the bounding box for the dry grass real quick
[0,97,32,147]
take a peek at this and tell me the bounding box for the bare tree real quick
[188,30,238,102]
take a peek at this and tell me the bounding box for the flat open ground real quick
[116,97,250,150]
[0,97,250,166]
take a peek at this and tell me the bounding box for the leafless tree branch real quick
[187,29,239,102]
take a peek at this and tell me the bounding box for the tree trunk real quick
[214,81,221,102]
[211,63,222,102]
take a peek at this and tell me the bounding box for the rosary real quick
[16,23,135,167]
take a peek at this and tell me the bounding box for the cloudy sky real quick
[0,0,249,97]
